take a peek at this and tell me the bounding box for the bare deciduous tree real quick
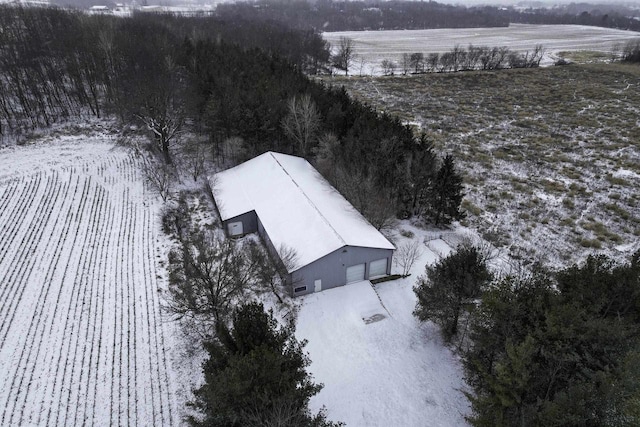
[166,230,260,334]
[335,166,396,231]
[356,56,367,76]
[380,59,395,76]
[409,52,424,73]
[281,94,321,156]
[181,139,209,182]
[451,44,464,71]
[621,39,640,62]
[141,158,174,202]
[251,243,299,304]
[530,44,545,67]
[401,53,411,75]
[216,136,246,167]
[611,42,621,62]
[427,53,440,72]
[136,98,184,165]
[313,132,341,183]
[394,240,423,277]
[332,37,355,76]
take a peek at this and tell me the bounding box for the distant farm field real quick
[323,24,640,73]
[324,63,640,266]
[0,131,179,426]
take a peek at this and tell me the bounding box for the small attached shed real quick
[209,151,395,296]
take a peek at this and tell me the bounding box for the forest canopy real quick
[0,6,464,226]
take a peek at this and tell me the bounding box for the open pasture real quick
[327,63,640,266]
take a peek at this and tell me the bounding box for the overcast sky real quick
[445,0,640,5]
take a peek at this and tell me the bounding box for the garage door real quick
[346,263,365,283]
[369,258,387,279]
[227,221,243,236]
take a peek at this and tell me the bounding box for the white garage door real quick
[369,258,387,279]
[346,263,366,283]
[227,221,243,236]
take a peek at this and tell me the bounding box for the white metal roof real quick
[210,152,395,272]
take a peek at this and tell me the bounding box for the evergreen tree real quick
[464,253,640,427]
[414,244,491,342]
[189,302,340,427]
[402,133,437,217]
[426,154,465,226]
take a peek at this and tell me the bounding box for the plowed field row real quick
[0,139,178,426]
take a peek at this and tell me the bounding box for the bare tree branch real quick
[281,94,321,157]
[394,240,423,277]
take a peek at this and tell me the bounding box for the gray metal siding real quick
[223,211,257,237]
[256,216,295,290]
[212,194,393,296]
[291,246,393,296]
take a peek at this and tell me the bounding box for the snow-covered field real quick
[296,223,471,427]
[324,24,640,74]
[0,129,180,426]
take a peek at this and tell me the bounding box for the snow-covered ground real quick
[0,127,184,426]
[0,124,482,426]
[324,24,640,75]
[296,222,470,427]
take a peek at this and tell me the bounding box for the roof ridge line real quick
[268,152,347,246]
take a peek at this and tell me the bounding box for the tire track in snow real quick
[0,171,62,346]
[0,174,39,256]
[81,181,115,426]
[0,172,44,294]
[147,205,175,425]
[125,192,139,425]
[140,206,159,424]
[0,171,73,355]
[0,174,85,426]
[110,186,129,427]
[19,179,98,423]
[51,179,106,427]
[0,171,71,350]
[37,175,94,426]
[0,177,22,235]
[13,175,95,427]
[89,196,118,426]
[70,182,108,426]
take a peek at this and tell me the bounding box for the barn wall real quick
[223,211,257,237]
[291,246,393,296]
[256,216,293,286]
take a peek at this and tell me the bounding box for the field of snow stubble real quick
[0,130,182,426]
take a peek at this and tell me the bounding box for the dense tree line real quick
[216,0,508,32]
[216,0,640,34]
[415,248,640,426]
[0,8,104,135]
[382,44,544,76]
[0,7,329,139]
[179,33,464,225]
[0,6,465,227]
[498,4,640,33]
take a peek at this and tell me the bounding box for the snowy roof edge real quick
[209,151,395,269]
